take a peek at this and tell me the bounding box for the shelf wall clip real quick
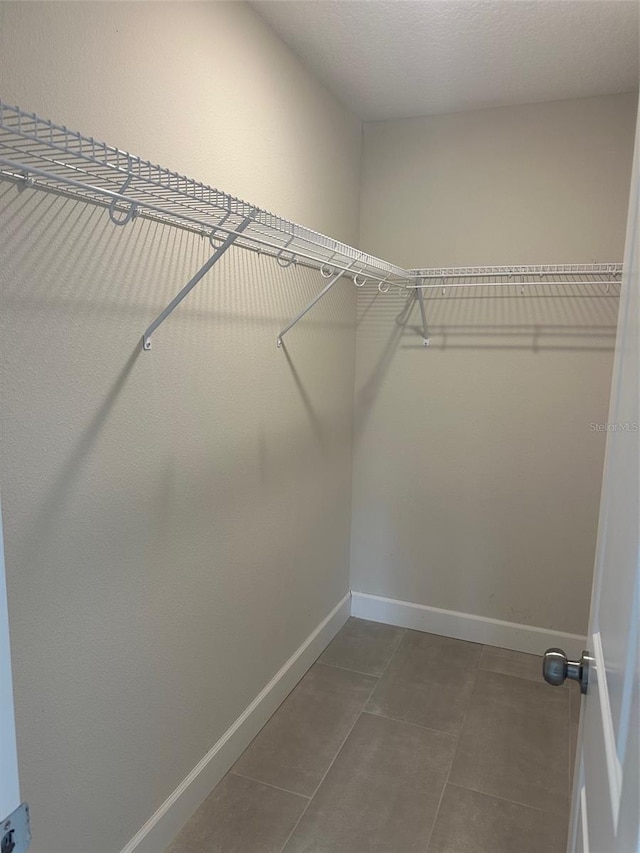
[276,260,357,348]
[142,211,255,351]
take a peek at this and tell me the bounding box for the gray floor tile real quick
[365,630,483,733]
[284,712,456,853]
[318,617,405,676]
[480,645,551,685]
[164,773,307,853]
[427,784,569,853]
[232,663,377,797]
[449,670,570,816]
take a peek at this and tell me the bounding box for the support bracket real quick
[415,278,430,346]
[142,213,254,351]
[394,281,430,346]
[276,261,357,348]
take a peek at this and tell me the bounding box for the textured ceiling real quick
[251,1,639,121]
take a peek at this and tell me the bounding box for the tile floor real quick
[166,618,580,853]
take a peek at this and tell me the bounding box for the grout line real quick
[446,781,571,819]
[360,709,458,739]
[478,666,571,694]
[383,628,407,669]
[423,750,455,853]
[372,627,407,682]
[479,644,489,668]
[311,674,380,797]
[478,646,570,690]
[317,622,406,680]
[316,660,382,679]
[229,771,311,801]
[423,645,484,853]
[277,677,380,853]
[478,665,571,689]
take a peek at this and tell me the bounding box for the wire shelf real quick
[1,101,624,294]
[409,263,623,289]
[0,101,624,349]
[0,101,411,287]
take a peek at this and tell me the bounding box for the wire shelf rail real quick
[409,264,623,289]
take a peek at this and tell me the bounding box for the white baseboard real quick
[351,591,586,659]
[120,592,351,853]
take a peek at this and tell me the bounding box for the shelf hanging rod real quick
[277,261,357,348]
[142,212,256,351]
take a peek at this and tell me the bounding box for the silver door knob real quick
[543,648,590,694]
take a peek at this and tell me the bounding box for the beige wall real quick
[2,5,638,849]
[352,93,638,637]
[0,3,361,852]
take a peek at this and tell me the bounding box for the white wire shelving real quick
[0,101,411,348]
[0,101,624,351]
[403,264,623,345]
[409,264,623,288]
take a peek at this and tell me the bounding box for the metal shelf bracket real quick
[142,212,255,351]
[276,261,357,348]
[415,278,430,346]
[395,280,430,346]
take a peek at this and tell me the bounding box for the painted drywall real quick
[353,93,638,638]
[0,3,361,852]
